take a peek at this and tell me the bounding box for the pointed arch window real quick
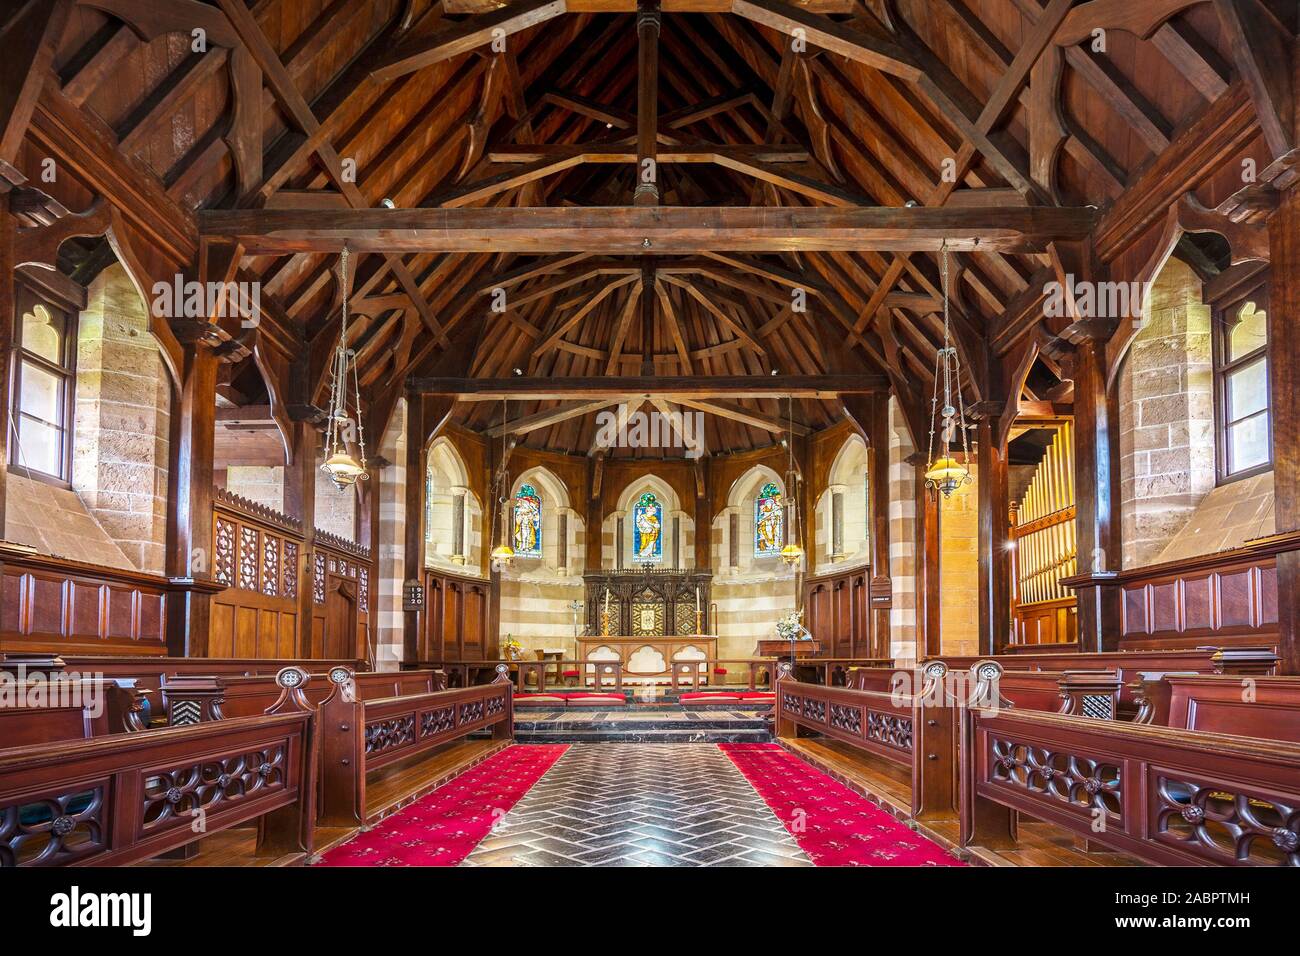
[1214,289,1271,481]
[10,289,76,483]
[512,484,542,556]
[754,482,784,556]
[632,492,663,564]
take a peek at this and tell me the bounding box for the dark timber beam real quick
[370,0,569,83]
[635,0,661,205]
[200,205,1096,254]
[406,374,887,397]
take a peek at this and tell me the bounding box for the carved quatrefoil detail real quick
[217,773,233,788]
[1181,805,1205,823]
[258,762,273,776]
[165,787,184,804]
[1084,777,1102,794]
[1273,828,1299,852]
[51,815,76,836]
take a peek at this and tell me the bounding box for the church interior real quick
[1,0,1298,883]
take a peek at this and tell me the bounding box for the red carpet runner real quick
[316,745,568,867]
[719,743,963,867]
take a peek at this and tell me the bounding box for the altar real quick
[576,635,718,686]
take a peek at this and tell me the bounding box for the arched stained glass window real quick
[632,492,663,564]
[512,484,542,556]
[755,482,783,556]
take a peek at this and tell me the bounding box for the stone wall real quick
[888,397,918,662]
[225,465,285,514]
[4,474,135,570]
[938,464,979,656]
[1118,257,1216,568]
[375,399,406,668]
[314,459,357,540]
[1155,471,1275,562]
[70,264,171,573]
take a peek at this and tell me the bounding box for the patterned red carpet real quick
[719,743,963,867]
[316,745,568,867]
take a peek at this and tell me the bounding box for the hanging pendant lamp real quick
[923,242,973,498]
[320,246,369,490]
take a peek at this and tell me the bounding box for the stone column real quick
[829,483,846,559]
[450,485,467,564]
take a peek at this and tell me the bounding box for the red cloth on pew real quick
[679,692,744,701]
[737,692,775,700]
[562,693,624,704]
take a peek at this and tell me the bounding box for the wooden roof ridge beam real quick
[408,374,889,396]
[369,0,569,83]
[201,205,1098,254]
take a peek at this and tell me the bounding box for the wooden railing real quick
[960,706,1300,866]
[0,700,315,866]
[317,665,513,827]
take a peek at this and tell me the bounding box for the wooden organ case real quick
[1010,422,1078,645]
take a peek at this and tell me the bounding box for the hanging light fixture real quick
[490,399,515,571]
[320,246,369,489]
[780,396,805,566]
[924,241,973,498]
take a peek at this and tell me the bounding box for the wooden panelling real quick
[311,534,375,662]
[422,568,492,661]
[1105,534,1300,654]
[802,566,873,658]
[0,551,167,655]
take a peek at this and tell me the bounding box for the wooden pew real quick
[159,668,446,724]
[1131,673,1300,739]
[960,704,1300,866]
[0,667,317,866]
[316,664,514,828]
[846,665,1124,719]
[775,660,959,822]
[927,646,1278,718]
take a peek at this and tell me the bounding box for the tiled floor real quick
[464,744,811,866]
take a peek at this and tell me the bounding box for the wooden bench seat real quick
[1131,673,1300,739]
[0,668,316,867]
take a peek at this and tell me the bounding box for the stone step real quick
[513,727,773,744]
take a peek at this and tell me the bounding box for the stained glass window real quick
[632,492,663,564]
[512,484,542,556]
[754,482,783,556]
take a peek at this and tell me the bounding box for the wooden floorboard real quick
[135,829,302,868]
[364,738,509,824]
[780,736,1145,868]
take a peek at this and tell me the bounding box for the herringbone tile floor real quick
[463,744,811,866]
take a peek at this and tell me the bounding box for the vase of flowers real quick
[775,611,809,642]
[502,635,523,661]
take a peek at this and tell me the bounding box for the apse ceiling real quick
[44,0,1253,457]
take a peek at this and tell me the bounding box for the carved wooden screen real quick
[210,490,304,658]
[311,530,374,661]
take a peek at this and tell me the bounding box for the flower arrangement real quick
[502,635,523,660]
[775,610,810,641]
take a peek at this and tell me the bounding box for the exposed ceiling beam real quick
[201,205,1096,254]
[408,374,889,396]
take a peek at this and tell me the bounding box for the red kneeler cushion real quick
[562,693,624,704]
[515,694,568,704]
[562,669,581,677]
[679,692,743,702]
[713,668,728,675]
[737,692,775,701]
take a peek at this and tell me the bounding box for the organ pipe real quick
[1013,423,1076,606]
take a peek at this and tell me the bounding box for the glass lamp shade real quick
[321,450,366,489]
[924,455,970,498]
[779,542,805,565]
[490,543,515,568]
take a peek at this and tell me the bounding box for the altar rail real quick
[0,706,315,866]
[317,666,513,826]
